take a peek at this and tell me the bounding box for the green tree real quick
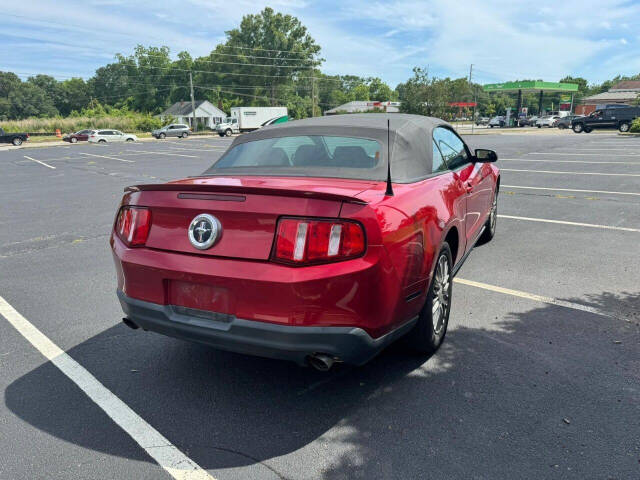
[9,82,58,118]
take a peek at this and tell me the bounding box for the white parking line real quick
[529,152,640,157]
[502,184,640,197]
[79,152,134,163]
[126,150,198,158]
[0,296,214,480]
[23,155,56,169]
[166,146,227,152]
[501,158,640,165]
[453,278,618,319]
[498,214,640,232]
[500,168,640,177]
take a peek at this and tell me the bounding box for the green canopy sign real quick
[483,81,578,93]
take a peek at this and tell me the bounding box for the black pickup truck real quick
[572,106,640,133]
[0,127,29,146]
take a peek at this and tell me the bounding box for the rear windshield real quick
[203,135,382,179]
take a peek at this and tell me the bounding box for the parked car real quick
[556,115,580,129]
[536,116,560,128]
[475,117,490,126]
[572,106,640,133]
[112,114,500,370]
[88,130,137,143]
[0,127,29,146]
[152,124,191,139]
[63,129,94,143]
[488,116,505,128]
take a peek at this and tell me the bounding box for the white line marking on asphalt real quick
[502,184,640,197]
[498,214,640,232]
[500,158,640,165]
[0,297,215,480]
[453,278,617,319]
[500,168,640,177]
[166,146,227,152]
[529,152,640,157]
[127,150,198,158]
[79,152,134,163]
[23,155,55,169]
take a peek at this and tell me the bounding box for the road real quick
[0,132,638,479]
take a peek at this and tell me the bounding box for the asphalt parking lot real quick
[0,131,638,480]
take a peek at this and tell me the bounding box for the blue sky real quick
[2,0,640,87]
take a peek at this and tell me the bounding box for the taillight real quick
[272,217,365,265]
[115,206,151,247]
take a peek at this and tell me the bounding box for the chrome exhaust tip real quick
[307,353,335,372]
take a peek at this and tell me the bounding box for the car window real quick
[432,140,447,173]
[210,135,381,172]
[433,127,469,171]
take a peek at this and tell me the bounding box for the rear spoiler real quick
[125,183,368,205]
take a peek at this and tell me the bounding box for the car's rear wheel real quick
[159,133,166,139]
[407,243,452,354]
[225,129,232,137]
[572,123,583,133]
[619,122,630,133]
[71,137,78,143]
[98,139,106,143]
[126,138,134,142]
[479,187,498,244]
[181,132,189,138]
[12,138,22,146]
[558,124,566,129]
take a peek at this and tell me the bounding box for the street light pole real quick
[189,71,197,132]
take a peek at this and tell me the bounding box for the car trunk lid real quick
[127,176,376,260]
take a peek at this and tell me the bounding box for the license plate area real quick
[167,280,235,315]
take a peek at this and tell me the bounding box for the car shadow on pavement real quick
[4,291,639,479]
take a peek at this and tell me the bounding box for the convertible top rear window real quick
[203,135,381,179]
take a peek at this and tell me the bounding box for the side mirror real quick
[474,149,498,162]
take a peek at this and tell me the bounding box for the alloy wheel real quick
[431,254,450,335]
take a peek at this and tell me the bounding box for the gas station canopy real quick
[483,81,578,93]
[482,81,580,122]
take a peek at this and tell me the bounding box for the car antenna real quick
[385,118,394,196]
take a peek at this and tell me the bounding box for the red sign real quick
[449,102,477,107]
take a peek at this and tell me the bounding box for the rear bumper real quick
[118,290,416,366]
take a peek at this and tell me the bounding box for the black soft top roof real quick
[210,113,451,183]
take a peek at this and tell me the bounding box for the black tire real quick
[70,137,78,143]
[537,125,541,128]
[12,137,22,146]
[584,127,592,133]
[499,122,504,127]
[407,243,453,354]
[478,186,498,244]
[489,125,494,128]
[572,123,583,133]
[126,138,134,142]
[181,132,189,138]
[619,122,630,133]
[159,133,166,139]
[98,139,106,143]
[225,129,232,137]
[218,133,225,137]
[558,124,566,130]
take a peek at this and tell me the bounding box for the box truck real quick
[216,107,288,136]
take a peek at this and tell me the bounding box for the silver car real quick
[152,124,191,139]
[88,130,137,143]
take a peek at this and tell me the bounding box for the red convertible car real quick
[112,114,499,370]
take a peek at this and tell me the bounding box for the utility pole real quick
[469,64,476,134]
[312,76,317,117]
[189,71,197,132]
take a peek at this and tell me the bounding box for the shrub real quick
[630,117,640,133]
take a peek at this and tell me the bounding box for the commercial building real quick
[576,81,640,115]
[324,101,401,115]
